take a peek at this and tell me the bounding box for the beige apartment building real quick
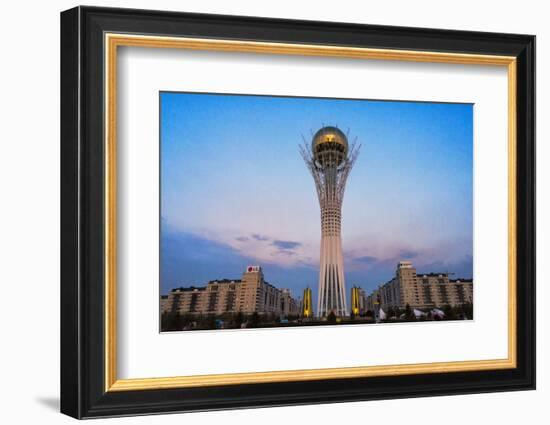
[365,289,380,313]
[280,288,300,317]
[161,266,300,317]
[367,261,473,311]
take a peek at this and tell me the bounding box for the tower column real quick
[300,126,360,318]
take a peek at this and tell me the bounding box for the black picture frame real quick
[61,5,535,419]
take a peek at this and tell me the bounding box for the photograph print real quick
[160,92,474,332]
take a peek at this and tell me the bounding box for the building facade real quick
[301,287,313,318]
[280,288,300,317]
[300,126,360,317]
[161,266,300,317]
[365,289,380,313]
[370,261,473,311]
[350,286,367,316]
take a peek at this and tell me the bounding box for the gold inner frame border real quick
[104,33,517,392]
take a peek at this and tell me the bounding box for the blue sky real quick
[160,92,473,302]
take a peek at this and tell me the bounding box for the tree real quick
[160,312,172,331]
[249,312,260,328]
[234,312,244,328]
[404,303,414,321]
[455,302,473,320]
[462,302,473,320]
[181,313,193,328]
[205,314,216,329]
[442,304,455,320]
[161,312,186,331]
[327,311,337,324]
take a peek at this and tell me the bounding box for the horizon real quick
[162,262,474,298]
[160,92,473,302]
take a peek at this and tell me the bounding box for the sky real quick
[160,91,473,302]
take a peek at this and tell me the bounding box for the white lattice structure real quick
[300,126,360,317]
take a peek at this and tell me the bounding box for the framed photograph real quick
[60,6,535,419]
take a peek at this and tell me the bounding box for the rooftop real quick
[418,272,449,278]
[208,279,241,285]
[171,286,206,293]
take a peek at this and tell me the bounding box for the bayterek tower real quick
[300,126,359,317]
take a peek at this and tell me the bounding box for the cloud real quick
[272,250,296,257]
[354,255,378,265]
[272,240,301,250]
[251,233,270,241]
[350,247,416,268]
[397,249,419,259]
[270,239,303,257]
[205,230,310,267]
[161,230,317,296]
[418,255,473,279]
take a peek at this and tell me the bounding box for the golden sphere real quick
[312,126,348,167]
